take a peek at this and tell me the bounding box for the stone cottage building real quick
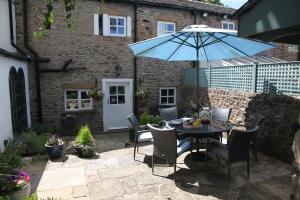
[13,0,298,134]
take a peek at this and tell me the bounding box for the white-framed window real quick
[287,44,299,53]
[64,90,93,111]
[160,87,176,105]
[108,85,126,104]
[94,14,131,37]
[222,21,235,30]
[108,15,126,36]
[157,21,176,36]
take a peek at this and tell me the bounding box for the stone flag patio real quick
[25,133,292,200]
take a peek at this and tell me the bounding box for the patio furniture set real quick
[127,107,264,180]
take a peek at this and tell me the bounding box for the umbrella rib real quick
[206,32,250,57]
[135,32,187,56]
[199,32,209,62]
[170,40,195,48]
[199,35,228,48]
[171,34,197,48]
[167,32,194,61]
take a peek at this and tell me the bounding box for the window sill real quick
[62,109,98,115]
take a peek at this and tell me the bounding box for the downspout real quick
[8,0,29,60]
[23,0,43,123]
[133,0,138,115]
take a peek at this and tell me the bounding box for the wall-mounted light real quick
[203,12,208,17]
[115,64,122,77]
[223,15,228,19]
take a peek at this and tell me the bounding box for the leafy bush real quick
[17,130,48,156]
[139,112,161,125]
[76,125,93,145]
[0,193,62,200]
[31,124,54,135]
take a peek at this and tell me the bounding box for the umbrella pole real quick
[196,49,200,117]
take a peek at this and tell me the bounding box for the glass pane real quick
[110,86,117,95]
[168,89,174,96]
[168,97,174,104]
[81,91,89,99]
[161,97,167,104]
[110,18,116,25]
[66,100,79,110]
[81,99,91,109]
[229,24,234,30]
[223,23,228,29]
[66,91,78,99]
[110,96,117,104]
[159,23,165,31]
[167,24,174,32]
[118,86,125,94]
[118,18,125,26]
[161,89,167,96]
[118,95,125,104]
[110,26,117,34]
[118,27,125,35]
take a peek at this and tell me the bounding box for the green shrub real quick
[139,112,161,125]
[76,125,93,145]
[17,130,48,156]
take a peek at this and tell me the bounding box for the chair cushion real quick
[177,138,189,147]
[138,131,153,142]
[177,140,191,155]
[210,144,229,161]
[159,107,178,121]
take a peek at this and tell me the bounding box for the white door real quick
[102,79,133,132]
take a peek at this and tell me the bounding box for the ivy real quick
[33,0,54,38]
[64,0,76,28]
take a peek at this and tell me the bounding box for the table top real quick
[168,119,232,138]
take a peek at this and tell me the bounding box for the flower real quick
[1,170,30,194]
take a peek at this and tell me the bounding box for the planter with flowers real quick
[136,88,149,100]
[0,170,31,200]
[87,88,104,101]
[199,109,212,125]
[45,133,64,159]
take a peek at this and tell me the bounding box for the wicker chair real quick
[250,115,265,161]
[211,107,232,142]
[159,107,179,121]
[207,126,259,179]
[126,113,153,160]
[147,124,192,180]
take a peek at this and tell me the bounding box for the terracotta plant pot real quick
[9,182,30,200]
[45,143,64,159]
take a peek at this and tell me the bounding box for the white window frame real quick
[222,21,235,30]
[287,45,299,53]
[64,89,93,111]
[108,15,127,37]
[157,21,176,36]
[159,87,176,105]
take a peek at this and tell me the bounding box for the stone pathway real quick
[25,132,292,200]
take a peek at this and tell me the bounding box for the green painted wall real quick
[239,0,300,37]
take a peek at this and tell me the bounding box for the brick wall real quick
[181,86,300,162]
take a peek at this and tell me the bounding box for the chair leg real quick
[137,142,140,153]
[247,158,250,178]
[216,155,221,167]
[173,160,177,180]
[133,141,137,160]
[190,149,193,171]
[228,161,231,181]
[152,155,154,174]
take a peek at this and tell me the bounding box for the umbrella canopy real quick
[128,25,275,112]
[128,25,275,61]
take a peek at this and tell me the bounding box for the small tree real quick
[197,0,224,6]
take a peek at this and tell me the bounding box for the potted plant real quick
[199,109,211,125]
[74,125,95,158]
[87,88,104,101]
[45,133,64,159]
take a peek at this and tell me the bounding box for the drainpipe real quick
[133,0,138,115]
[8,0,29,60]
[23,0,43,123]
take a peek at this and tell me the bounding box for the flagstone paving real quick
[25,132,292,200]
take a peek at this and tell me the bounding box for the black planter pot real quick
[45,143,64,159]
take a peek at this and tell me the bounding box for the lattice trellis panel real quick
[210,65,253,91]
[256,62,300,95]
[182,62,300,96]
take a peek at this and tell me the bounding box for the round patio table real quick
[168,119,233,161]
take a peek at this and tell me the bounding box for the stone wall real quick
[181,86,300,162]
[14,0,299,134]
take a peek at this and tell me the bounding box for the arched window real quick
[9,67,28,135]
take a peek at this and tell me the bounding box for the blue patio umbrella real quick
[128,25,275,111]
